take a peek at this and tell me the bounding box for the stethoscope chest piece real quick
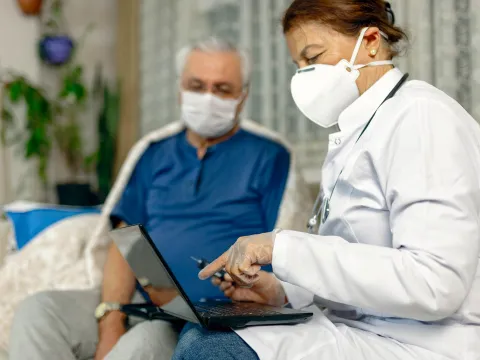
[307,196,330,234]
[321,197,330,224]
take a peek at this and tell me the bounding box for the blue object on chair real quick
[4,201,101,250]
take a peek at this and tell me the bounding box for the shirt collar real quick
[337,68,405,133]
[180,128,246,156]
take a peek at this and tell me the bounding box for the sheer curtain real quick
[139,0,480,183]
[391,0,479,120]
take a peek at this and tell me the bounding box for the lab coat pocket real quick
[235,306,342,360]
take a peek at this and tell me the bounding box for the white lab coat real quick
[234,68,480,360]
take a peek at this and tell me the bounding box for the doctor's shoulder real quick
[372,78,480,182]
[384,79,479,140]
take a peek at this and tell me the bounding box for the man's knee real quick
[13,291,63,329]
[173,325,215,360]
[174,325,258,360]
[107,321,178,360]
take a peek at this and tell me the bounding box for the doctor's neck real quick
[186,125,240,159]
[356,64,394,95]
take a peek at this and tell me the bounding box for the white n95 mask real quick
[290,27,394,128]
[181,91,241,138]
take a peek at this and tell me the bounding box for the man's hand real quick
[199,232,277,286]
[94,312,126,360]
[145,287,178,306]
[212,270,286,307]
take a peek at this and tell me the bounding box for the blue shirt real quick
[111,128,290,301]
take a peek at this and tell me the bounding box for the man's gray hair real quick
[176,36,251,87]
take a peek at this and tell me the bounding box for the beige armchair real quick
[0,219,10,360]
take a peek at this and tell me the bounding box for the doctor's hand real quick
[199,231,280,286]
[212,271,286,307]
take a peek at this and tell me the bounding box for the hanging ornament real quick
[38,0,75,66]
[17,0,43,16]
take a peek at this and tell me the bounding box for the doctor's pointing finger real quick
[199,231,278,285]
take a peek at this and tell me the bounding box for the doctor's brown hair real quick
[282,0,408,56]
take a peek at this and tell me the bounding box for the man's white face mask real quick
[181,91,241,138]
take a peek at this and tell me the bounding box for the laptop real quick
[110,224,313,330]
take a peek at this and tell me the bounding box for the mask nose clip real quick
[298,66,316,74]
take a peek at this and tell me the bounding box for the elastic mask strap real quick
[349,27,369,65]
[349,27,394,70]
[353,60,394,70]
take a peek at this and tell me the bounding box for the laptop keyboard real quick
[194,302,283,317]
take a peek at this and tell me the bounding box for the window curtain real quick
[139,0,480,182]
[391,0,479,120]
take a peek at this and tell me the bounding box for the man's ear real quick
[236,87,250,115]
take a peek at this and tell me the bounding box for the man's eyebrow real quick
[214,81,234,89]
[187,77,204,83]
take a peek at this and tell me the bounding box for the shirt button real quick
[334,138,342,145]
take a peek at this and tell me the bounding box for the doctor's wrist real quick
[272,228,283,244]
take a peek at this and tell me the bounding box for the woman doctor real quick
[172,1,480,359]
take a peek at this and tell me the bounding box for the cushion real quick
[3,201,101,250]
[0,213,102,350]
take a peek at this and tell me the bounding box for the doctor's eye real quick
[306,54,320,65]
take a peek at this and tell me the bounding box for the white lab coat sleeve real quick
[278,280,314,309]
[272,98,480,322]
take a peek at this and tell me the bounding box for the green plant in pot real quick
[1,73,54,184]
[54,64,99,206]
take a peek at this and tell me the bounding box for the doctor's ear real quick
[362,27,382,57]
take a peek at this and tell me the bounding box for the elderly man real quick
[8,37,299,360]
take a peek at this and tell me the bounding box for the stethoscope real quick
[307,73,409,234]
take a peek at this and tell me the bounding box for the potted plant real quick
[1,73,54,184]
[53,63,99,206]
[38,0,74,66]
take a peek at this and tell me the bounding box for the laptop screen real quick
[109,225,201,324]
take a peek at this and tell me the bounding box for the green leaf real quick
[72,65,83,78]
[84,151,98,172]
[72,83,86,102]
[8,80,25,103]
[3,74,53,183]
[25,137,36,158]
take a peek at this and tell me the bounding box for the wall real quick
[0,0,117,204]
[0,0,42,204]
[45,0,117,202]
